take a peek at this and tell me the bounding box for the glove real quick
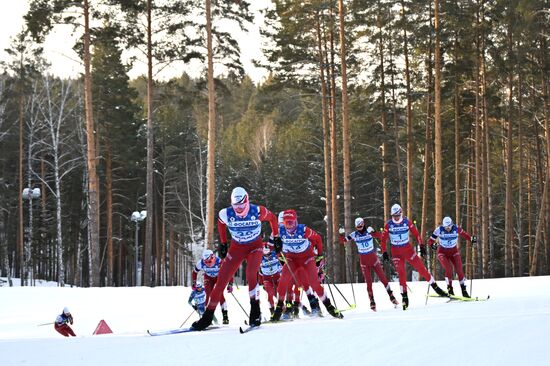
[192,304,198,311]
[272,236,283,253]
[367,226,374,234]
[419,245,426,258]
[227,282,233,293]
[192,282,197,291]
[218,243,228,259]
[338,227,345,235]
[471,235,477,245]
[315,255,325,269]
[382,252,390,263]
[430,242,438,250]
[318,268,325,282]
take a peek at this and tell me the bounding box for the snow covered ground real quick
[1,276,548,366]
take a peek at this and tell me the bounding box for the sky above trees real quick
[0,0,271,83]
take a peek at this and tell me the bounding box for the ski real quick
[448,294,490,302]
[147,326,219,336]
[239,325,260,334]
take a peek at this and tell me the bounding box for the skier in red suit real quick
[192,249,232,324]
[192,187,279,330]
[271,209,342,321]
[380,204,447,310]
[340,217,398,311]
[427,216,477,297]
[54,307,76,337]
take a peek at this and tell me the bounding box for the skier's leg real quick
[437,249,454,292]
[245,243,264,325]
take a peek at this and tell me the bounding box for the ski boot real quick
[402,293,409,310]
[191,308,215,330]
[447,285,455,296]
[222,309,229,325]
[322,298,343,319]
[281,301,293,320]
[301,305,311,316]
[308,294,321,317]
[369,295,376,311]
[388,290,399,306]
[269,306,274,316]
[431,282,449,297]
[271,301,284,322]
[249,299,262,326]
[461,284,470,298]
[292,301,300,318]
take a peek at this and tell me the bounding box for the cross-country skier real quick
[271,209,343,321]
[380,204,448,309]
[340,217,399,311]
[192,249,232,324]
[188,283,207,316]
[192,187,280,330]
[260,243,283,315]
[427,216,477,297]
[54,307,76,337]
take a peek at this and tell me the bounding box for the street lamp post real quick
[22,188,40,286]
[130,210,147,286]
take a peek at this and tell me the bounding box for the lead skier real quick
[192,187,280,330]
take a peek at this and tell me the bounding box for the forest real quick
[0,0,548,287]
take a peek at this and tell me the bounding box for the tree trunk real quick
[433,0,442,227]
[482,32,492,277]
[399,1,414,219]
[105,144,113,285]
[328,3,341,281]
[504,23,514,277]
[205,0,217,249]
[454,78,461,233]
[474,1,483,279]
[338,0,352,281]
[517,71,524,276]
[377,3,390,223]
[83,0,100,287]
[315,15,333,268]
[169,225,175,286]
[144,0,154,287]
[421,3,434,246]
[18,88,24,283]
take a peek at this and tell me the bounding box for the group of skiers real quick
[55,186,477,336]
[188,186,477,330]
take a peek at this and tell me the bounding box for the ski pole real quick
[280,252,302,291]
[324,273,353,308]
[344,251,357,306]
[470,241,475,297]
[37,322,55,327]
[425,243,438,305]
[179,308,196,328]
[230,292,249,318]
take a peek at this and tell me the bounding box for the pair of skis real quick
[427,293,491,302]
[147,326,220,336]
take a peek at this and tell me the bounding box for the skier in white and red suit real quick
[192,187,280,330]
[380,203,448,310]
[271,209,343,321]
[259,243,283,315]
[427,216,477,298]
[192,249,233,324]
[340,217,399,311]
